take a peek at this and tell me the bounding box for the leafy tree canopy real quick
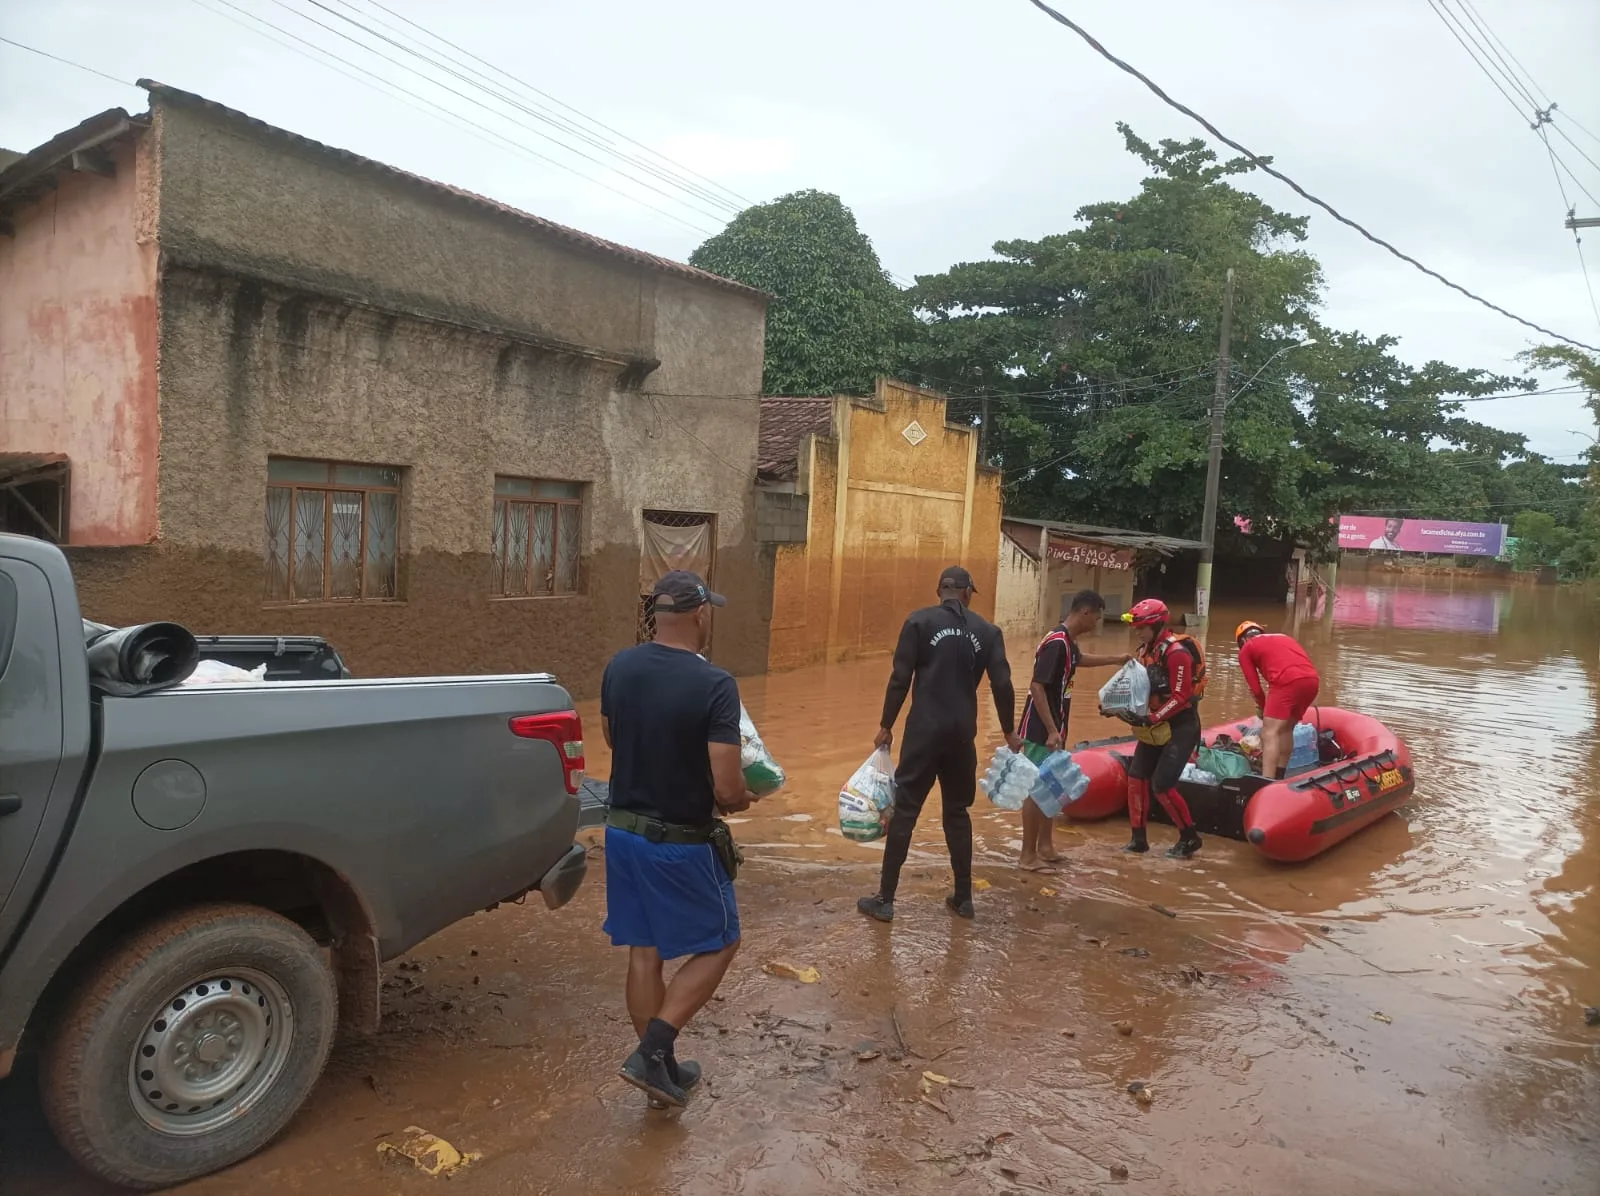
[690,190,907,396]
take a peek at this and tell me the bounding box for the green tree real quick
[690,190,907,396]
[1516,345,1600,577]
[1510,511,1572,569]
[900,124,1533,550]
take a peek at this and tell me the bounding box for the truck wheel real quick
[39,902,338,1191]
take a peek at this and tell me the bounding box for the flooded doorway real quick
[637,509,715,643]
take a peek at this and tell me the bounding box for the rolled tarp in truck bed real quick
[81,620,200,696]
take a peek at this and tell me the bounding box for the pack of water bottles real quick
[837,747,895,842]
[1098,659,1151,719]
[980,746,1040,811]
[1287,721,1320,772]
[1029,750,1089,818]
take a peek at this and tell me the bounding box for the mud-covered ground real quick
[3,583,1597,1194]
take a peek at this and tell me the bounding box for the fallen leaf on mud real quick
[1371,1011,1393,1025]
[1177,964,1204,984]
[1583,1005,1599,1026]
[1060,1029,1077,1038]
[763,962,821,984]
[1119,946,1150,958]
[1110,1162,1131,1179]
[377,1127,480,1177]
[1149,903,1178,918]
[922,1071,950,1085]
[855,1050,882,1062]
[1114,1020,1134,1036]
[972,878,992,892]
[1000,1166,1020,1180]
[919,1093,955,1121]
[1038,886,1058,897]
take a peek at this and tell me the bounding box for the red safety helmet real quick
[1235,620,1265,644]
[1122,598,1170,627]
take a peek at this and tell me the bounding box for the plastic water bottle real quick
[980,747,1038,811]
[1030,751,1088,819]
[1288,722,1319,772]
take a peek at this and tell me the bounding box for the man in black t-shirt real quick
[1016,589,1129,872]
[600,571,753,1109]
[857,566,1019,923]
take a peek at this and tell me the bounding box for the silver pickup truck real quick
[0,532,601,1190]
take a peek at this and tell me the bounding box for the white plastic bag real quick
[980,746,1040,811]
[1098,659,1151,719]
[182,659,267,685]
[838,748,895,842]
[739,705,786,795]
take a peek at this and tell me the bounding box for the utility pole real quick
[1194,267,1234,623]
[1566,215,1600,230]
[979,393,991,464]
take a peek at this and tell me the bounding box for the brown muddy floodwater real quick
[3,577,1596,1195]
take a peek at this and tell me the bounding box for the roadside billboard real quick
[1335,515,1506,557]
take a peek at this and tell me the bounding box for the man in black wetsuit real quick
[857,566,1019,923]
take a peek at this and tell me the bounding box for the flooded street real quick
[4,577,1597,1194]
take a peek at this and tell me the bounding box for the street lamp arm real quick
[1227,339,1319,408]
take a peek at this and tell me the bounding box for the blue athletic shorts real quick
[602,826,741,961]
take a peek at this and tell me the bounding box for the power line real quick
[1024,0,1599,353]
[1455,0,1551,107]
[187,0,719,235]
[301,0,743,217]
[0,35,137,89]
[257,0,731,225]
[350,0,758,213]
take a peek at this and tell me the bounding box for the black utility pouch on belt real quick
[709,819,744,883]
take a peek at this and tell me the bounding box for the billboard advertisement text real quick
[1335,515,1506,557]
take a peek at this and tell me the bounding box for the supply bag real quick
[1098,659,1151,719]
[838,747,895,842]
[1196,745,1252,779]
[738,704,786,796]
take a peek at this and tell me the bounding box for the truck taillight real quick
[509,711,586,795]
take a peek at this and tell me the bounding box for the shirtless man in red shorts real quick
[1234,621,1320,780]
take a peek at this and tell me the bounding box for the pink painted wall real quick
[0,133,159,545]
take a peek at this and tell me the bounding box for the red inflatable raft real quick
[1063,706,1415,862]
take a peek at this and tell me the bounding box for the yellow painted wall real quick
[767,379,1003,670]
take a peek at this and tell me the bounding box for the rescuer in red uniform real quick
[1234,621,1321,780]
[1116,598,1206,859]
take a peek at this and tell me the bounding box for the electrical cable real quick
[304,0,743,216]
[1023,0,1598,352]
[187,0,719,235]
[0,35,136,89]
[255,0,731,225]
[350,0,757,211]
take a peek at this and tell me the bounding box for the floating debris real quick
[763,961,821,984]
[377,1127,480,1177]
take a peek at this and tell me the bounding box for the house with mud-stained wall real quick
[756,380,1003,670]
[0,82,774,697]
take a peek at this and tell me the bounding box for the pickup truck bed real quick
[0,532,594,1191]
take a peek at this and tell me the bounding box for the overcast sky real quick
[4,0,1598,466]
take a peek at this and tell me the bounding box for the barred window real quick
[492,478,582,597]
[265,458,400,603]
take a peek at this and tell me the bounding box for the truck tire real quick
[39,902,338,1191]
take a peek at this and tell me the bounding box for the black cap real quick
[651,570,726,613]
[938,565,978,593]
